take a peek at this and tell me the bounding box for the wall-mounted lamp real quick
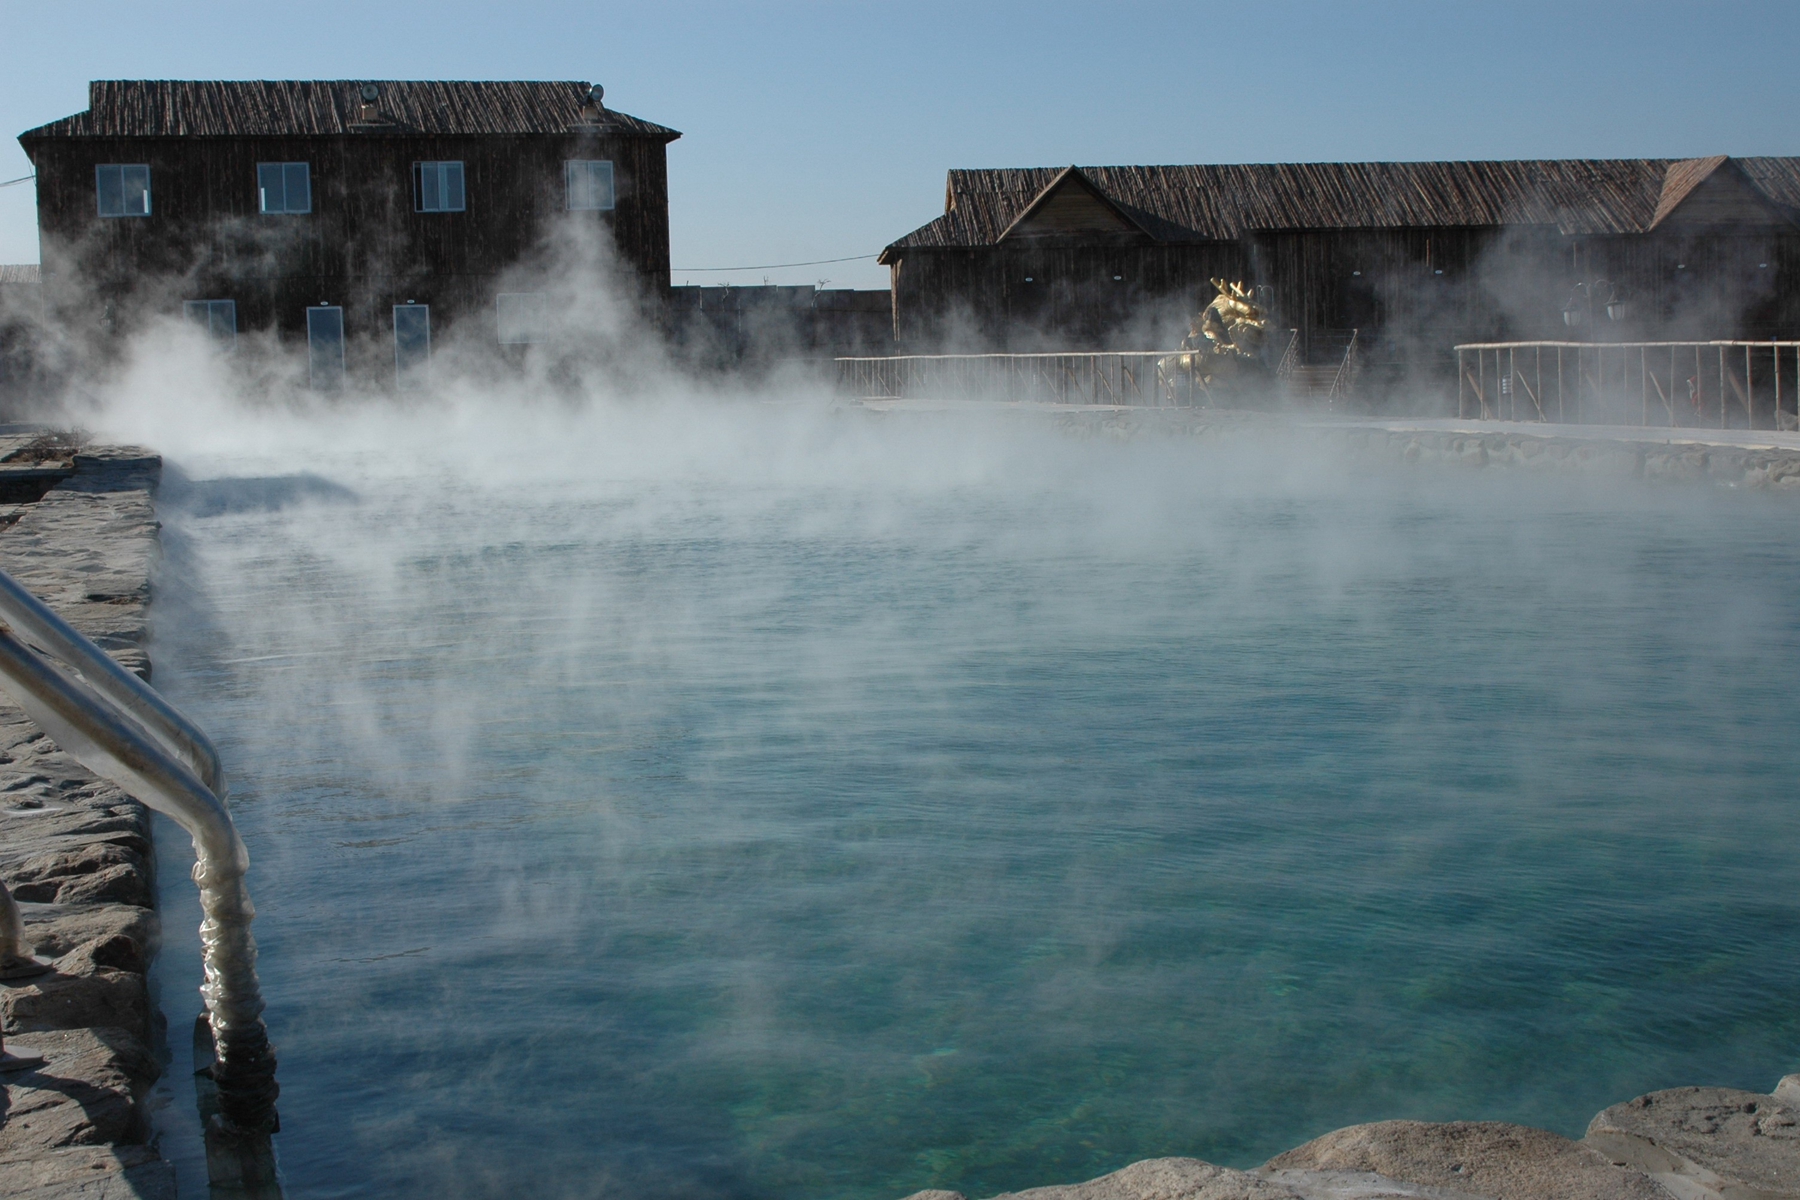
[1563,279,1627,327]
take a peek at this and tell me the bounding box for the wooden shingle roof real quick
[880,158,1800,260]
[20,80,681,141]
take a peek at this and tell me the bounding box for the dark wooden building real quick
[19,80,679,375]
[879,158,1800,372]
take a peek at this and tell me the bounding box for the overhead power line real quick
[672,253,878,272]
[0,174,36,189]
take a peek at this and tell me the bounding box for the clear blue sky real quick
[4,0,1797,290]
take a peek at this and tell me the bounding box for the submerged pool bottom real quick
[146,423,1800,1199]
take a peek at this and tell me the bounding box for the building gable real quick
[1650,156,1794,230]
[997,167,1152,241]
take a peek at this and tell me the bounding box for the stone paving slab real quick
[0,1143,176,1199]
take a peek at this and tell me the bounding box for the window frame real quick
[413,161,466,213]
[564,160,615,212]
[182,299,237,348]
[95,164,152,218]
[258,162,313,215]
[495,292,550,345]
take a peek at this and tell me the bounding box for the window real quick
[258,163,311,214]
[394,304,430,382]
[183,299,237,348]
[496,292,549,344]
[414,162,465,213]
[564,160,614,211]
[96,164,151,217]
[306,306,344,389]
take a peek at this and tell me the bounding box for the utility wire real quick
[672,253,877,272]
[0,174,36,189]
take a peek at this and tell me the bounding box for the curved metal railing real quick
[0,566,278,1158]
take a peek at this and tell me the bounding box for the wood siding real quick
[892,228,1800,362]
[885,158,1800,367]
[26,128,672,342]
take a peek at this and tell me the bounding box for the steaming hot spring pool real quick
[141,410,1800,1199]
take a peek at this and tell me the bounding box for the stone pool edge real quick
[0,439,179,1199]
[850,399,1800,486]
[898,1073,1800,1200]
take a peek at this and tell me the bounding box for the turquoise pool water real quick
[145,416,1800,1199]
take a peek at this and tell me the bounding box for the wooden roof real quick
[880,158,1800,260]
[19,80,681,141]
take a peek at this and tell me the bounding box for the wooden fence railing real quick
[836,352,1205,407]
[1456,341,1800,431]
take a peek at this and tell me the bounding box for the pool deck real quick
[0,440,177,1199]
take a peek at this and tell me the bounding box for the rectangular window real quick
[496,292,549,344]
[564,160,614,211]
[258,162,312,214]
[306,305,344,389]
[183,299,237,348]
[414,162,466,213]
[95,164,151,217]
[394,304,430,382]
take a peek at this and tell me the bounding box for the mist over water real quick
[112,386,1800,1200]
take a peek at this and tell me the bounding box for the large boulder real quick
[1585,1079,1800,1200]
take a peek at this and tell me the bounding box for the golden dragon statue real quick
[1160,279,1272,402]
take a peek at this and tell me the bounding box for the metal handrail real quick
[1327,329,1360,404]
[1274,329,1300,381]
[0,569,223,795]
[0,566,278,1146]
[1455,339,1800,428]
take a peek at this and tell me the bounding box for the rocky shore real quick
[902,1074,1800,1200]
[0,437,176,1198]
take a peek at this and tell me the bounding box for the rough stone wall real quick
[0,446,177,1199]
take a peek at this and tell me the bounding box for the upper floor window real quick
[414,161,466,213]
[96,164,151,217]
[258,162,311,214]
[565,160,614,211]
